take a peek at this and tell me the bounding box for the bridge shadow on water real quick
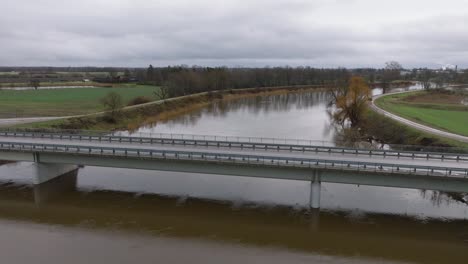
[0,174,467,264]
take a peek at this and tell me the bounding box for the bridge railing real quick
[0,141,467,178]
[1,130,468,162]
[2,128,467,154]
[0,129,333,146]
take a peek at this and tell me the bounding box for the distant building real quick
[441,64,456,71]
[400,70,411,76]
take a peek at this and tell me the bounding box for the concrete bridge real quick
[0,130,467,209]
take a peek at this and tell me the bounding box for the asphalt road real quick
[0,117,67,127]
[0,93,196,127]
[1,136,466,171]
[371,91,468,143]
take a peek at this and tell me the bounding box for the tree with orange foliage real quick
[331,76,371,127]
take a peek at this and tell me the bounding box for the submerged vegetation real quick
[328,76,468,150]
[330,76,371,128]
[362,110,468,150]
[332,106,468,150]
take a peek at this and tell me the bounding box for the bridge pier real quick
[309,170,322,209]
[33,169,78,205]
[32,154,79,205]
[308,208,320,232]
[33,163,78,185]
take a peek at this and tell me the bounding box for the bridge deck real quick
[0,135,467,170]
[0,133,467,178]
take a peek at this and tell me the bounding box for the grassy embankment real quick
[0,84,158,118]
[13,85,327,131]
[375,91,468,136]
[365,111,468,149]
[369,90,468,149]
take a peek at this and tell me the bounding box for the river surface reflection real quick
[0,85,467,263]
[121,85,467,219]
[136,91,335,142]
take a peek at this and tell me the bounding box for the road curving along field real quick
[371,90,468,143]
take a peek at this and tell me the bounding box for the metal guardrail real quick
[0,129,334,146]
[0,141,467,178]
[112,131,333,146]
[2,128,468,153]
[1,131,468,162]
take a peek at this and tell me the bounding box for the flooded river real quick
[0,86,467,263]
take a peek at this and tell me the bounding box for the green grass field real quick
[375,92,468,136]
[0,84,159,118]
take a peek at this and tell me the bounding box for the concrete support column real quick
[309,170,322,209]
[34,169,78,205]
[308,208,320,232]
[33,162,78,185]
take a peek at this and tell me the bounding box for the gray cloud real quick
[1,0,468,68]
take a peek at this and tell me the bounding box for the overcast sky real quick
[1,0,468,68]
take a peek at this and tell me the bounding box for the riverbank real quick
[374,90,468,136]
[15,85,330,131]
[369,80,415,89]
[364,109,468,150]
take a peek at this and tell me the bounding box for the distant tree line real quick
[133,64,468,97]
[0,66,137,73]
[2,64,468,93]
[134,65,351,98]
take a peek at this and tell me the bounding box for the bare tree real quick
[382,61,403,92]
[30,79,40,90]
[385,61,403,71]
[434,71,448,89]
[419,69,433,91]
[146,65,155,82]
[100,92,123,120]
[330,76,371,127]
[123,69,132,79]
[154,85,170,100]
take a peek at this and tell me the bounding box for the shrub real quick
[206,91,223,99]
[54,117,97,129]
[127,96,152,106]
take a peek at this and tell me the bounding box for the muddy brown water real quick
[0,85,467,263]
